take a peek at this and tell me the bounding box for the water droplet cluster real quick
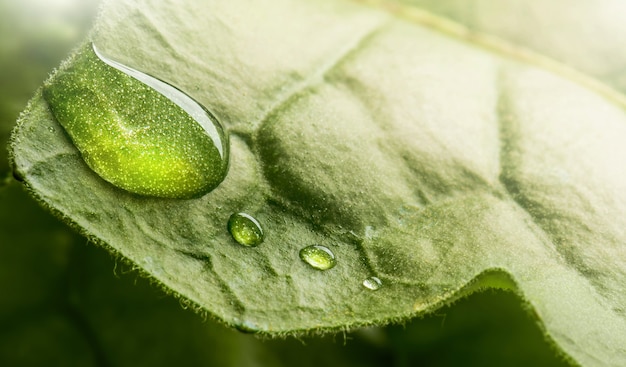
[43,43,228,199]
[227,214,385,291]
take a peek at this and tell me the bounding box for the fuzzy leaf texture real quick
[10,0,626,366]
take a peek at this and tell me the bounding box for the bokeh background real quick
[0,0,571,365]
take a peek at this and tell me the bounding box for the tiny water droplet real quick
[362,276,382,291]
[228,212,264,247]
[42,43,229,199]
[299,245,336,270]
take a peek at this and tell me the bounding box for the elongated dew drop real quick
[299,245,336,271]
[228,212,264,247]
[362,276,382,291]
[42,43,229,199]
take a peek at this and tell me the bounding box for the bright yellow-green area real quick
[227,212,264,247]
[42,44,229,199]
[299,245,336,271]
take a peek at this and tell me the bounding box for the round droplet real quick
[299,245,336,270]
[362,276,382,291]
[42,43,229,199]
[228,212,264,247]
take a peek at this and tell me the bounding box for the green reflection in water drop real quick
[299,245,336,271]
[43,43,229,199]
[228,212,264,247]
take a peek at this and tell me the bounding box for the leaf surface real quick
[392,0,626,93]
[10,0,626,365]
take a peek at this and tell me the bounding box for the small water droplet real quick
[42,43,229,199]
[228,212,264,247]
[362,276,382,291]
[299,245,336,270]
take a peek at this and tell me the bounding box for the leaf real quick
[9,0,626,365]
[0,183,392,367]
[0,181,567,366]
[389,0,626,93]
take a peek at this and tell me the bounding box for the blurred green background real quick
[0,0,571,365]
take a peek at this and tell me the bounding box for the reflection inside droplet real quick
[299,245,336,270]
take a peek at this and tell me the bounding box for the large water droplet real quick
[228,212,264,247]
[299,245,336,270]
[362,276,382,291]
[42,43,229,199]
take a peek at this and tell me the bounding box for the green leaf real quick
[0,182,393,367]
[10,0,626,366]
[0,183,569,366]
[391,0,626,93]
